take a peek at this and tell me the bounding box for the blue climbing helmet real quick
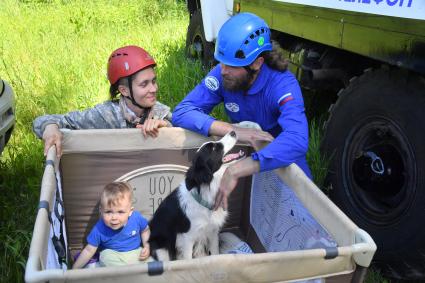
[214,12,272,67]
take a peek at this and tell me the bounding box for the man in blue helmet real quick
[172,12,311,210]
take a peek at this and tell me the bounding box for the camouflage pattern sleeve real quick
[32,114,65,138]
[32,101,126,138]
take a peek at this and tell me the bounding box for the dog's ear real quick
[186,152,214,190]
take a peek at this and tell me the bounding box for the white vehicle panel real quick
[200,0,233,41]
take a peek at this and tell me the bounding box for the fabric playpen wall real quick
[25,128,376,283]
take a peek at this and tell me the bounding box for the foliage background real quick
[0,1,203,281]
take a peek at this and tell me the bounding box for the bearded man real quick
[172,12,311,210]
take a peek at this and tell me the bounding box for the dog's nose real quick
[230,131,236,137]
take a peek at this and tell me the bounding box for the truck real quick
[184,0,425,280]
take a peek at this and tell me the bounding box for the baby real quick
[73,181,150,268]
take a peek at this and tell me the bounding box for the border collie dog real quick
[148,131,245,261]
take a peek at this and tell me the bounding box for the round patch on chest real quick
[225,102,240,113]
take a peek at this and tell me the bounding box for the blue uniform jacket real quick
[172,64,311,178]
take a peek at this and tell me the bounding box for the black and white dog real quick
[148,131,245,261]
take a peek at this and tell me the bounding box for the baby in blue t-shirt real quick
[73,181,150,268]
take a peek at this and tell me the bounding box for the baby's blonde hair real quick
[100,181,133,208]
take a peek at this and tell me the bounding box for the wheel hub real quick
[343,117,416,225]
[189,33,204,59]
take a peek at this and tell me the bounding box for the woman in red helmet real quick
[33,45,172,157]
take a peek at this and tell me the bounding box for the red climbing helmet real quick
[107,45,156,85]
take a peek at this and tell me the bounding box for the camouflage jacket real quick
[32,100,172,138]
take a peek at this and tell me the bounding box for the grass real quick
[306,118,330,189]
[0,0,387,282]
[0,1,199,281]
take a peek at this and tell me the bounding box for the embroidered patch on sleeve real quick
[277,93,294,107]
[204,76,219,91]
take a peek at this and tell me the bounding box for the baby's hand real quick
[139,244,150,260]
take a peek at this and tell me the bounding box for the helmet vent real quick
[235,50,245,59]
[248,27,267,42]
[111,53,129,58]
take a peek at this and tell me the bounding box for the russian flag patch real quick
[277,93,294,106]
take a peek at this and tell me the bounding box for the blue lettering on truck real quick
[275,0,424,21]
[340,0,413,8]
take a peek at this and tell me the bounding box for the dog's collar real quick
[190,189,214,210]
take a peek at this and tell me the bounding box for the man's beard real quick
[222,71,254,92]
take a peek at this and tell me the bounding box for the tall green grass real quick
[0,1,201,281]
[0,1,385,282]
[306,118,329,189]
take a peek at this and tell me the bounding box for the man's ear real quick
[118,84,130,97]
[251,57,264,71]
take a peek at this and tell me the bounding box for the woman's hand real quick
[137,119,168,138]
[42,124,63,157]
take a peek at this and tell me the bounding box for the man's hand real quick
[214,166,239,211]
[42,124,63,157]
[232,126,274,150]
[214,158,261,210]
[136,119,168,138]
[139,244,150,261]
[208,121,274,150]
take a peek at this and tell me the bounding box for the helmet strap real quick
[126,76,151,124]
[243,65,258,76]
[126,76,149,109]
[242,65,259,91]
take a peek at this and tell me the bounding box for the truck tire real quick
[322,67,425,280]
[185,9,215,68]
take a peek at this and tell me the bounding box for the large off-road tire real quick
[322,67,425,280]
[185,9,216,68]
